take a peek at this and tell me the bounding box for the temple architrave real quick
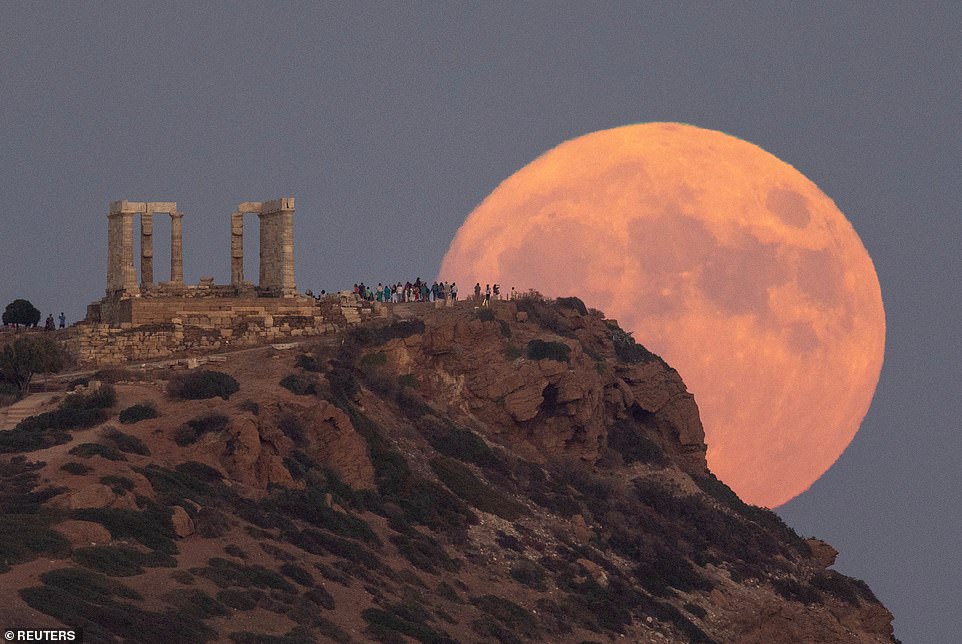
[72,197,338,366]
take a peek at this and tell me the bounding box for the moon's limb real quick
[440,122,885,507]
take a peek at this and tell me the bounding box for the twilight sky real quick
[1,4,959,641]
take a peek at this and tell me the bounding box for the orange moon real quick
[440,122,885,508]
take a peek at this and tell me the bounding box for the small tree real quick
[2,299,41,328]
[0,335,65,397]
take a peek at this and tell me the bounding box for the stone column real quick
[279,203,296,296]
[140,213,154,287]
[257,198,296,296]
[231,212,244,285]
[170,212,184,284]
[107,201,141,296]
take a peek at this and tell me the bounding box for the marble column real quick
[279,205,296,296]
[170,212,184,284]
[231,212,244,285]
[140,213,154,287]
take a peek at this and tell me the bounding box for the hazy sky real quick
[1,4,959,641]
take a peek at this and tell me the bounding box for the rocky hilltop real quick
[0,296,895,643]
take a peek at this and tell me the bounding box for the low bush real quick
[163,588,229,620]
[503,344,522,360]
[118,402,158,424]
[102,427,150,456]
[772,577,822,605]
[510,560,548,591]
[294,353,322,372]
[277,412,307,447]
[607,321,661,364]
[60,462,91,475]
[304,586,336,610]
[217,588,263,610]
[194,508,231,538]
[175,414,229,447]
[607,417,667,466]
[21,567,215,644]
[71,505,177,554]
[168,370,239,401]
[279,562,314,587]
[229,627,317,644]
[389,532,459,575]
[430,456,525,521]
[99,475,135,494]
[526,339,570,362]
[279,374,316,396]
[477,308,495,322]
[68,442,126,461]
[397,373,418,389]
[72,544,176,576]
[362,604,454,644]
[192,557,295,592]
[471,595,539,640]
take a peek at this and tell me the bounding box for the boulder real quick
[54,520,112,545]
[171,505,195,538]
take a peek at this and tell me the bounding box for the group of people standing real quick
[473,283,517,307]
[44,312,66,331]
[353,279,458,303]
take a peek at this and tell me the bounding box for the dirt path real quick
[0,392,60,430]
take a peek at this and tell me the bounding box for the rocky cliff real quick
[0,296,896,643]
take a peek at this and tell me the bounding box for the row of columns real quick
[107,201,183,296]
[106,197,296,298]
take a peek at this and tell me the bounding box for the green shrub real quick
[99,475,135,494]
[279,562,314,587]
[359,351,388,367]
[526,339,570,362]
[304,586,336,610]
[192,557,295,592]
[430,457,525,521]
[607,322,661,364]
[118,402,158,424]
[13,386,115,434]
[362,604,454,644]
[498,319,512,338]
[68,442,126,461]
[503,344,522,360]
[471,595,538,640]
[71,506,177,554]
[21,568,215,644]
[229,628,317,644]
[72,545,176,576]
[217,588,262,610]
[60,462,91,475]
[607,417,667,466]
[175,414,229,447]
[163,588,230,619]
[510,560,548,591]
[194,508,230,538]
[279,373,316,396]
[40,566,142,600]
[277,412,307,447]
[102,427,151,455]
[294,353,322,372]
[477,308,495,322]
[168,370,239,401]
[771,577,821,604]
[397,373,418,389]
[351,319,425,346]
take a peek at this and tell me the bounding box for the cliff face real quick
[0,297,895,643]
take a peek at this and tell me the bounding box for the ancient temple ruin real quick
[103,197,296,299]
[73,197,335,366]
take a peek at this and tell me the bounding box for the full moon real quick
[440,123,885,508]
